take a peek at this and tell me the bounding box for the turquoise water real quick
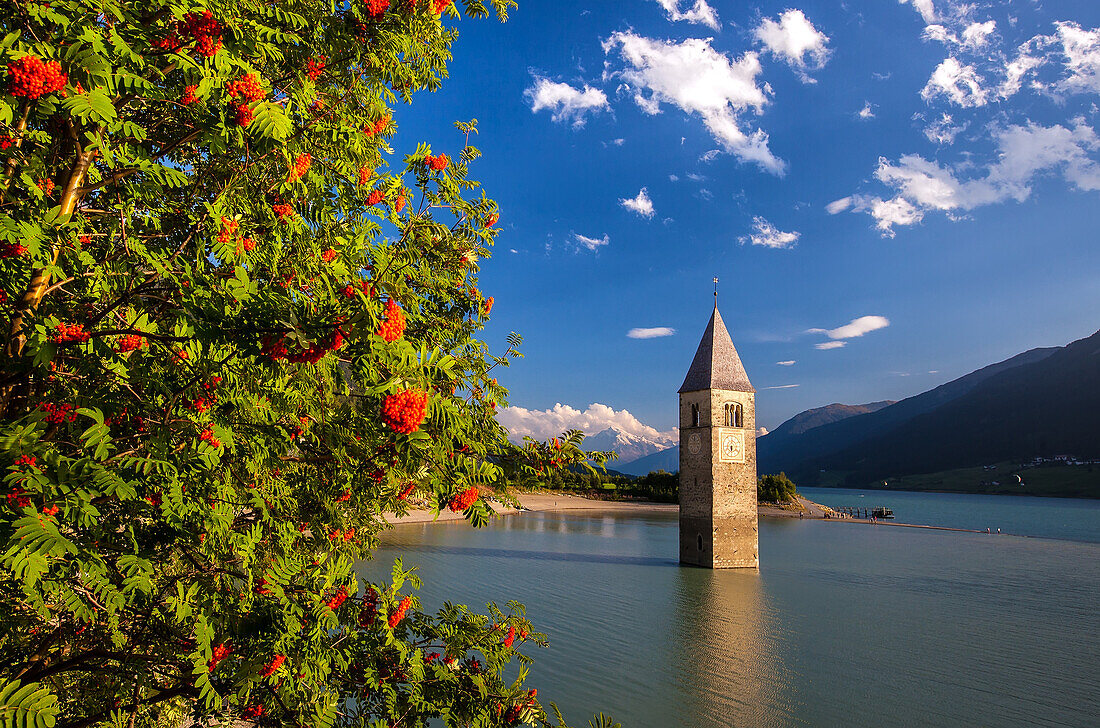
[362,500,1100,727]
[799,486,1100,542]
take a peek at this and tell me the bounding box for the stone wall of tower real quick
[678,388,758,569]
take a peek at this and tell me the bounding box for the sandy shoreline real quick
[383,491,822,525]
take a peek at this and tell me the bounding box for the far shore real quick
[383,491,834,525]
[384,492,1004,535]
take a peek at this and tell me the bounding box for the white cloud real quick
[921,57,989,107]
[739,216,800,249]
[858,101,875,119]
[815,341,847,350]
[961,21,997,50]
[923,112,967,144]
[753,9,831,81]
[524,76,609,127]
[699,149,720,162]
[825,196,852,214]
[611,138,626,146]
[1047,21,1100,96]
[810,315,891,340]
[776,360,796,366]
[757,426,769,436]
[899,0,937,25]
[653,0,720,31]
[620,187,656,218]
[687,173,707,182]
[850,120,1100,234]
[763,384,800,389]
[573,232,610,251]
[497,402,678,445]
[603,32,786,175]
[627,327,676,339]
[669,174,680,181]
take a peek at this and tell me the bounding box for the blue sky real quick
[395,0,1100,439]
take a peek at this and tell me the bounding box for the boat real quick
[871,507,894,519]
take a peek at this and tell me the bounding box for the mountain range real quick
[584,427,676,466]
[603,328,1100,490]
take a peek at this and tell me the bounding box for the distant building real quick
[678,302,759,569]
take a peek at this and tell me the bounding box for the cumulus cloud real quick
[603,32,785,175]
[1046,21,1100,96]
[858,102,875,119]
[524,76,609,127]
[825,196,852,214]
[754,9,831,81]
[815,341,847,350]
[845,120,1100,235]
[922,57,989,107]
[627,327,676,339]
[899,0,937,25]
[653,0,720,30]
[496,402,678,445]
[776,360,796,366]
[810,315,891,340]
[757,426,769,436]
[739,216,800,249]
[620,187,656,218]
[572,233,610,251]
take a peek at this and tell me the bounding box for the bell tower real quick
[678,299,758,569]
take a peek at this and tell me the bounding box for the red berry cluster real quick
[424,153,449,171]
[199,426,221,448]
[186,11,225,56]
[306,56,326,81]
[357,165,373,186]
[359,589,379,628]
[0,242,27,258]
[7,56,67,99]
[397,481,416,500]
[226,73,265,102]
[272,202,295,222]
[259,654,285,678]
[242,237,256,251]
[207,642,232,672]
[321,247,337,263]
[376,299,406,343]
[181,85,198,105]
[433,0,453,13]
[287,153,312,183]
[341,284,357,298]
[38,178,55,196]
[261,328,345,364]
[483,296,494,316]
[40,402,77,424]
[14,455,36,470]
[381,389,428,433]
[0,136,12,150]
[115,334,145,353]
[393,193,407,213]
[365,0,390,17]
[326,586,349,610]
[42,504,59,516]
[234,103,254,127]
[503,625,516,648]
[366,189,384,206]
[448,486,479,513]
[241,704,264,719]
[485,212,499,228]
[329,527,356,542]
[364,114,390,137]
[388,595,412,628]
[6,485,30,509]
[53,323,90,343]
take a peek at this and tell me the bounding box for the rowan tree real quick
[0,2,605,727]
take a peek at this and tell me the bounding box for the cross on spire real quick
[713,276,719,307]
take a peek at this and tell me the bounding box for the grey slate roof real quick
[678,305,755,393]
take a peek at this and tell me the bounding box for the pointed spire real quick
[678,306,754,394]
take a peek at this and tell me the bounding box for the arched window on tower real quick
[691,403,700,428]
[724,403,743,428]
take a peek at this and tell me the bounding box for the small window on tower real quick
[724,403,743,428]
[691,403,700,427]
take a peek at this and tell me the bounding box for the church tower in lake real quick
[678,298,758,569]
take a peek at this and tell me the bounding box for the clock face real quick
[719,430,745,463]
[687,432,701,455]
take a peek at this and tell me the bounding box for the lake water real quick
[362,494,1100,727]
